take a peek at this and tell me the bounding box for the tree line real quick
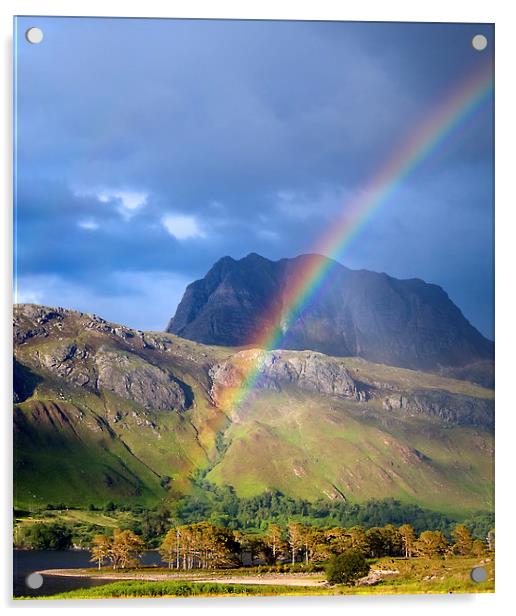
[87,520,493,571]
[164,487,495,541]
[15,491,494,554]
[26,491,494,545]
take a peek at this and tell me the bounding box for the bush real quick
[325,549,370,585]
[160,476,171,489]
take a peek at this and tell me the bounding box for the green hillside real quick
[206,389,493,516]
[13,304,494,516]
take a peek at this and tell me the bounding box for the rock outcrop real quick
[95,348,187,411]
[14,304,189,413]
[209,349,366,406]
[382,389,493,429]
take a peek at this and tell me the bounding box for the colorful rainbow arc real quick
[216,61,493,414]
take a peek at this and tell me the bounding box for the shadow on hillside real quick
[13,358,42,403]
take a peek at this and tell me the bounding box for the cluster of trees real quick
[279,522,488,563]
[90,529,145,570]
[149,520,490,571]
[159,522,240,570]
[31,491,492,546]
[15,523,73,550]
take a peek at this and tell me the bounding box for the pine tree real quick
[399,524,416,558]
[324,527,351,556]
[265,523,284,563]
[287,522,303,564]
[90,534,111,570]
[110,529,145,569]
[414,530,449,558]
[451,524,475,556]
[160,527,180,569]
[346,526,369,555]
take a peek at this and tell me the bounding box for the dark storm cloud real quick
[14,17,494,336]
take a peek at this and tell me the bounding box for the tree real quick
[207,523,241,568]
[486,528,495,552]
[304,527,327,563]
[296,523,319,564]
[471,539,487,557]
[160,528,180,569]
[90,534,111,570]
[160,475,172,489]
[265,523,285,563]
[324,527,351,556]
[164,523,240,570]
[399,524,416,558]
[138,505,171,544]
[110,529,145,569]
[325,549,370,585]
[365,527,386,558]
[287,522,304,564]
[383,524,403,556]
[414,530,449,558]
[242,533,272,566]
[451,524,475,556]
[345,526,369,555]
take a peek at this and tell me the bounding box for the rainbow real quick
[215,60,493,414]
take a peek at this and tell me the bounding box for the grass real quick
[21,580,332,600]
[347,555,495,595]
[13,317,229,509]
[14,508,134,530]
[13,398,166,508]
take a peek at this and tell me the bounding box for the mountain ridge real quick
[167,253,493,380]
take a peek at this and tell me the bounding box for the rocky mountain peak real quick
[167,253,494,375]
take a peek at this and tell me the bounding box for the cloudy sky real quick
[14,18,494,337]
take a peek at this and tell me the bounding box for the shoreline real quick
[36,569,327,587]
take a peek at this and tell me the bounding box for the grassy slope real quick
[207,388,493,516]
[334,356,493,399]
[13,509,137,535]
[13,318,229,509]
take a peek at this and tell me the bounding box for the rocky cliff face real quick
[381,389,493,429]
[209,350,367,405]
[209,349,493,429]
[14,305,190,413]
[167,253,494,375]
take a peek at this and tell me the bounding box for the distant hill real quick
[167,253,493,381]
[14,304,493,515]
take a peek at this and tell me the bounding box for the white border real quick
[1,1,514,614]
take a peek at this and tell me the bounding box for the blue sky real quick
[14,17,494,337]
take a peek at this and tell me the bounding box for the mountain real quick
[14,304,493,515]
[167,253,494,381]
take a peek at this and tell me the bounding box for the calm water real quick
[13,549,166,598]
